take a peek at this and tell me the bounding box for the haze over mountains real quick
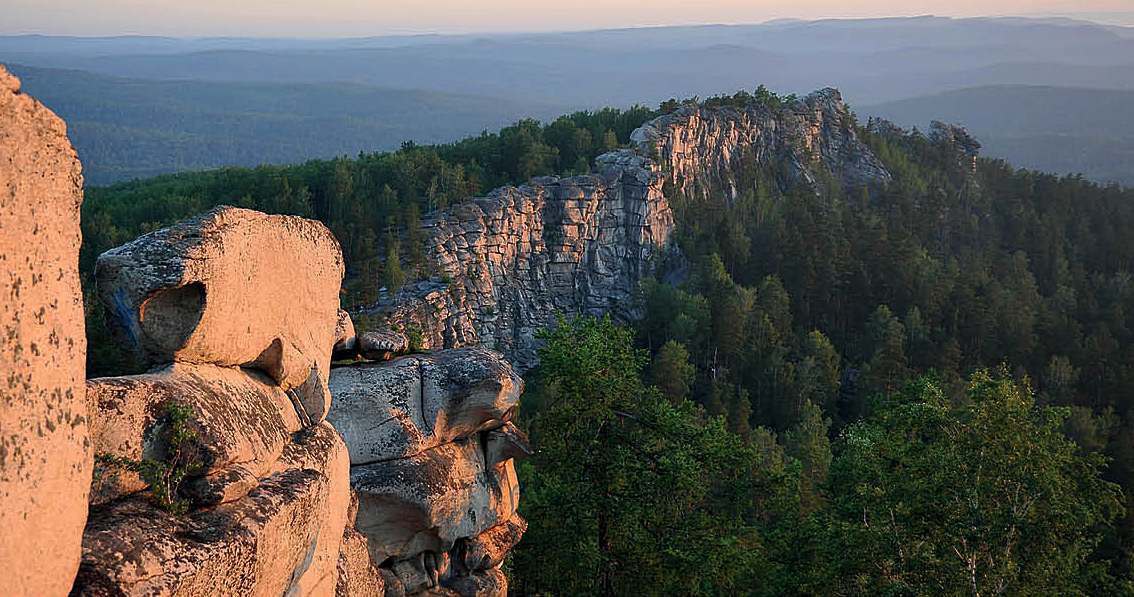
[866,86,1134,187]
[3,15,1133,184]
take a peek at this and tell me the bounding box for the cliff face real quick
[377,88,889,370]
[380,150,672,371]
[638,88,891,199]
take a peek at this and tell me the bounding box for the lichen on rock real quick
[0,63,91,597]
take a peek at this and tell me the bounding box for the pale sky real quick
[4,0,1133,37]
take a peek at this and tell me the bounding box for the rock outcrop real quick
[328,343,527,596]
[96,206,345,407]
[75,422,349,597]
[372,89,888,371]
[327,347,521,464]
[0,64,91,597]
[635,88,891,199]
[86,363,305,506]
[76,207,351,596]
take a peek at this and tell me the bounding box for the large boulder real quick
[74,421,350,597]
[95,206,345,415]
[0,64,91,597]
[351,436,520,566]
[86,363,305,505]
[327,348,522,465]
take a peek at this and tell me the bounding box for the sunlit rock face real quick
[95,206,345,412]
[75,422,350,597]
[0,64,91,597]
[76,207,351,597]
[374,88,888,372]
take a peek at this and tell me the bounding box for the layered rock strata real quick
[374,89,889,371]
[328,342,527,596]
[0,64,92,597]
[75,207,351,596]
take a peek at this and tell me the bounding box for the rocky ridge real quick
[374,88,889,370]
[0,66,891,597]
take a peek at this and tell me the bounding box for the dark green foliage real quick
[512,316,792,596]
[624,102,1134,592]
[94,401,203,515]
[649,339,695,403]
[818,372,1124,596]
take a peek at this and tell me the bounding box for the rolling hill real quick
[7,64,568,184]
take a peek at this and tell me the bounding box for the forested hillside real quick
[81,90,1134,594]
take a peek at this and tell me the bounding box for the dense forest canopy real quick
[81,88,1134,594]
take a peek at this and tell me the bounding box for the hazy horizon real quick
[5,1,1134,37]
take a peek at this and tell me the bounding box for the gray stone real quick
[358,329,410,360]
[351,437,519,566]
[374,88,888,373]
[327,348,522,465]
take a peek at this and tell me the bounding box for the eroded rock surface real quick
[86,363,304,505]
[95,206,344,404]
[330,346,526,596]
[373,89,888,371]
[75,422,350,597]
[0,64,91,597]
[352,439,520,565]
[327,348,522,464]
[77,207,353,596]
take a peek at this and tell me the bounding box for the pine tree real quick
[651,340,696,404]
[381,241,405,292]
[783,400,832,513]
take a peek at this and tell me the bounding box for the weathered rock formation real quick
[373,89,889,371]
[328,342,527,596]
[96,206,345,405]
[76,422,349,597]
[76,206,351,596]
[0,64,92,597]
[328,348,520,464]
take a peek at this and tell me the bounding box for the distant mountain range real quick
[2,16,1132,185]
[7,64,567,185]
[864,86,1134,187]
